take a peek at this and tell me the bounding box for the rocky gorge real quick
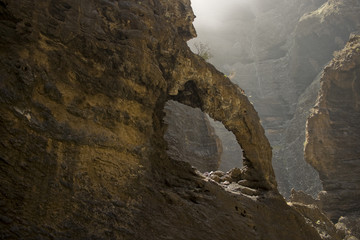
[0,0,359,239]
[305,34,360,237]
[189,0,360,198]
[187,0,360,238]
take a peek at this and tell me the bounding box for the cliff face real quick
[189,0,327,196]
[0,0,336,239]
[274,0,360,197]
[189,0,360,197]
[209,117,243,172]
[305,35,360,228]
[290,0,360,93]
[164,100,242,173]
[164,100,222,172]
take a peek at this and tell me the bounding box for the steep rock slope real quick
[305,35,360,230]
[258,0,360,197]
[189,0,360,197]
[0,0,332,239]
[280,0,360,196]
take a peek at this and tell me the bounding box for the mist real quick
[191,0,248,29]
[191,0,252,30]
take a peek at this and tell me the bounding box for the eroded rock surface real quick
[209,117,243,172]
[164,100,222,172]
[189,0,327,196]
[268,0,360,197]
[0,0,335,239]
[289,189,359,240]
[189,0,360,197]
[305,35,360,233]
[164,100,242,173]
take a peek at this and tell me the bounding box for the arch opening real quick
[165,71,277,190]
[163,100,243,174]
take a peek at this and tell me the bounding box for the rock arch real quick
[167,54,277,190]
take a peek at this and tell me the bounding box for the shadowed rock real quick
[0,0,339,239]
[163,100,222,172]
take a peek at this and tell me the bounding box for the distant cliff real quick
[164,100,243,173]
[280,0,360,196]
[190,0,360,197]
[164,100,222,172]
[305,34,360,237]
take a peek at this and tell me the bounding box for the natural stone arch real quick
[157,0,276,190]
[167,54,277,190]
[163,98,243,173]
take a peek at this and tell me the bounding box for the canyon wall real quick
[163,100,222,173]
[281,0,360,197]
[164,100,243,173]
[209,117,243,172]
[0,0,332,239]
[190,0,360,197]
[305,35,360,234]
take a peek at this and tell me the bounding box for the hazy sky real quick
[190,0,248,29]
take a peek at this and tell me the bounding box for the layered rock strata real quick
[260,0,360,197]
[189,0,327,196]
[163,100,222,172]
[288,190,343,240]
[289,189,360,240]
[0,0,337,239]
[305,35,360,226]
[164,100,242,173]
[189,0,360,197]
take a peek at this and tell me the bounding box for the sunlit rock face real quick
[190,0,360,197]
[288,190,343,240]
[209,117,243,171]
[278,0,360,197]
[290,0,360,94]
[305,35,360,229]
[0,0,338,239]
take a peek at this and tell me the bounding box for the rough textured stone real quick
[189,0,360,198]
[288,189,360,240]
[0,0,338,239]
[166,52,276,190]
[305,34,360,227]
[189,0,327,197]
[336,216,360,240]
[289,202,342,240]
[163,100,222,172]
[287,189,357,240]
[163,100,242,173]
[289,189,321,207]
